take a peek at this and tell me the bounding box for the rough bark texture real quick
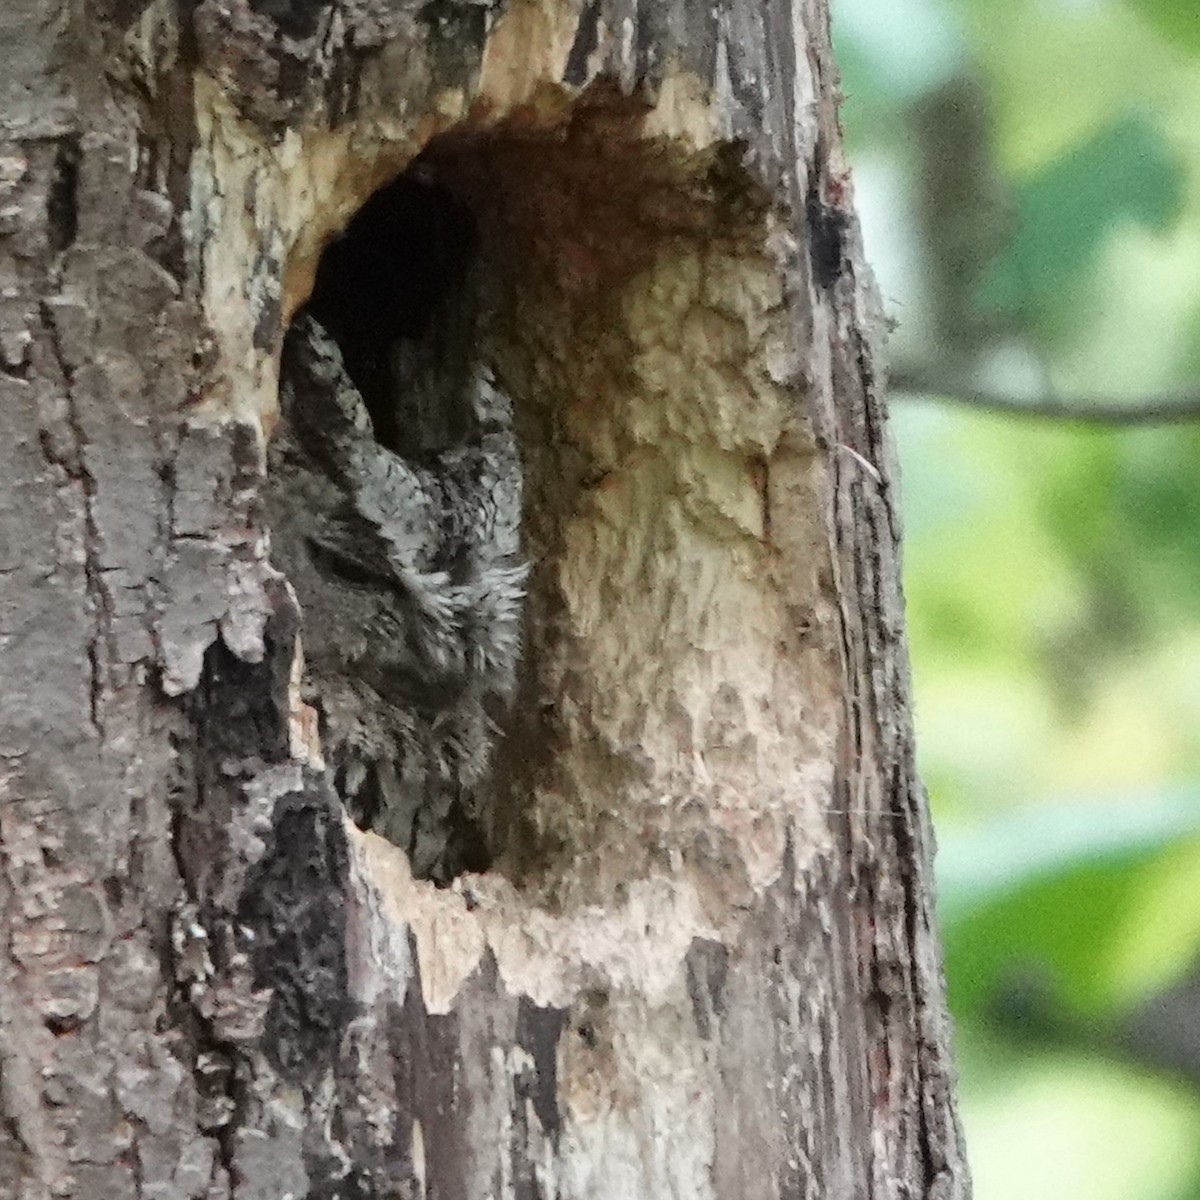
[0,2,969,1198]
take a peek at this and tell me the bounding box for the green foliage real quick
[1112,428,1200,614]
[959,1038,1200,1200]
[979,111,1185,335]
[939,796,1200,1019]
[835,0,1200,1193]
[1123,0,1200,58]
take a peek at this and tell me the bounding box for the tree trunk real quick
[0,2,969,1198]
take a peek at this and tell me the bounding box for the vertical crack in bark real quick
[38,295,107,736]
[563,0,602,85]
[164,746,245,1195]
[890,759,957,1197]
[46,136,80,255]
[805,151,850,292]
[821,137,968,1187]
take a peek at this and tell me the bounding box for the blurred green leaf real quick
[835,0,1200,1193]
[939,790,1200,1020]
[1108,840,1200,1005]
[957,1034,1200,1200]
[1113,428,1200,618]
[979,110,1185,329]
[1123,0,1200,57]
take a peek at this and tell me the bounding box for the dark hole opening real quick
[302,164,480,453]
[47,136,80,255]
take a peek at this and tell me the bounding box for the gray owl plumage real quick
[264,313,526,882]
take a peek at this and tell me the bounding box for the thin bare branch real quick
[889,370,1200,426]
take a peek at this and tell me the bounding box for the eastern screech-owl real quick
[263,311,526,882]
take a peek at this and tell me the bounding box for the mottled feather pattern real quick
[264,312,526,880]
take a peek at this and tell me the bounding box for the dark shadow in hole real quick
[303,165,479,452]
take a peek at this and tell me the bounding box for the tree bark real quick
[0,2,969,1198]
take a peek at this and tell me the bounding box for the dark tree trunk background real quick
[0,1,969,1197]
